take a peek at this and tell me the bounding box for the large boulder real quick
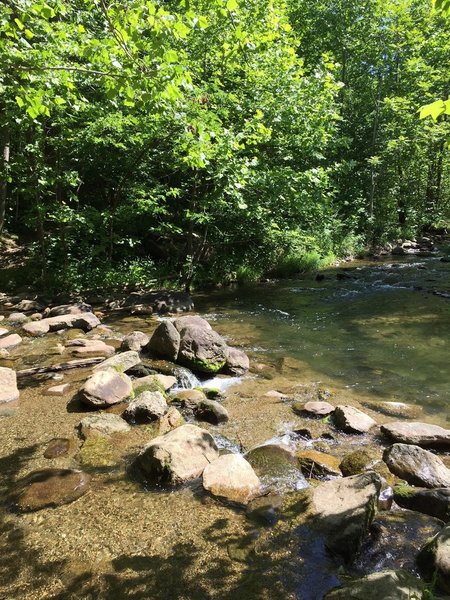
[324,570,425,600]
[10,469,91,512]
[178,325,228,374]
[0,367,19,404]
[223,347,250,376]
[80,369,133,408]
[46,303,92,317]
[393,484,450,522]
[383,443,450,488]
[381,421,450,449]
[120,331,149,352]
[134,424,219,485]
[23,312,100,336]
[417,524,450,594]
[333,405,377,434]
[93,350,140,373]
[147,321,180,362]
[297,449,341,478]
[202,454,261,504]
[122,391,168,423]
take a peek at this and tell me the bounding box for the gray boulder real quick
[223,347,250,376]
[393,484,450,522]
[134,424,219,485]
[381,421,450,449]
[46,303,92,317]
[178,325,228,374]
[194,398,229,425]
[120,331,150,352]
[79,413,131,438]
[123,391,168,423]
[173,315,211,333]
[383,443,450,488]
[80,369,133,408]
[147,321,180,362]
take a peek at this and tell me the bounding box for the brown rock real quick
[0,333,22,349]
[44,438,71,459]
[65,338,115,357]
[44,383,71,396]
[297,449,341,478]
[203,454,261,504]
[80,369,133,408]
[147,321,181,362]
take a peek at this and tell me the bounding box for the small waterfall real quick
[173,367,201,390]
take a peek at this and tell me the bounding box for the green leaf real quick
[15,96,25,108]
[226,0,238,11]
[419,100,446,120]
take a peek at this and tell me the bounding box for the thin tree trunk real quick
[0,124,10,234]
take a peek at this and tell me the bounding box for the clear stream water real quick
[0,250,449,600]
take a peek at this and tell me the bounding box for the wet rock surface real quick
[417,524,450,594]
[202,454,261,504]
[383,443,450,488]
[10,469,91,512]
[381,421,450,449]
[393,484,450,522]
[79,413,131,437]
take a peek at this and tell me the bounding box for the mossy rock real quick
[77,436,116,469]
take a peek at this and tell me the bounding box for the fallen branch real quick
[17,357,104,378]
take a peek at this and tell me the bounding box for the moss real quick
[188,357,226,374]
[393,482,415,498]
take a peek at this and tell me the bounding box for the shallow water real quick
[0,251,449,599]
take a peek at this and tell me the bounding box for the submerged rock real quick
[122,391,168,423]
[0,367,19,404]
[294,400,335,417]
[43,438,72,459]
[10,469,90,512]
[134,424,219,485]
[246,443,308,494]
[194,398,229,425]
[333,405,377,434]
[381,421,450,449]
[79,413,131,437]
[324,570,425,600]
[80,369,133,408]
[417,524,450,594]
[202,454,261,504]
[383,443,450,488]
[393,484,450,522]
[361,401,421,419]
[354,511,444,575]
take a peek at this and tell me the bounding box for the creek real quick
[0,251,449,599]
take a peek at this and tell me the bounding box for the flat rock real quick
[203,454,261,504]
[361,401,421,419]
[65,338,115,357]
[23,312,100,336]
[120,331,149,352]
[134,424,219,486]
[46,303,92,317]
[122,391,168,423]
[417,524,450,594]
[381,421,450,449]
[13,299,44,312]
[324,570,425,600]
[171,389,207,408]
[333,405,377,434]
[93,350,140,373]
[297,449,341,478]
[393,484,450,522]
[8,312,28,323]
[0,327,9,336]
[0,333,22,349]
[80,369,133,408]
[10,469,90,512]
[294,400,334,416]
[0,367,19,404]
[383,443,450,488]
[79,413,131,437]
[44,383,71,396]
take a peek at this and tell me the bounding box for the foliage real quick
[0,0,449,292]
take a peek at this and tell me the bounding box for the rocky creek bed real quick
[1,251,450,599]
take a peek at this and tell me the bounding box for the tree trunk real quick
[0,124,10,234]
